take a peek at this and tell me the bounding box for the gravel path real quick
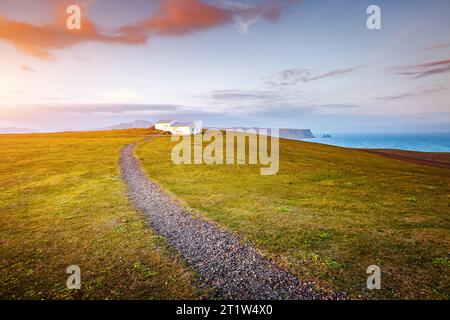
[120,142,338,300]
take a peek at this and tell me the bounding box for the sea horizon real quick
[305,132,450,152]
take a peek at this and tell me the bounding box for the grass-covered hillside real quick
[136,134,450,299]
[1,129,448,300]
[0,130,202,299]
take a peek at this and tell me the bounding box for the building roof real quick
[155,119,175,124]
[172,122,196,127]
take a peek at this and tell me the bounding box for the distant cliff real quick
[279,129,315,139]
[221,127,315,139]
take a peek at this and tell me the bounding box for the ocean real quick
[306,133,450,152]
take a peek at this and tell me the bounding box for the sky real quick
[0,0,449,133]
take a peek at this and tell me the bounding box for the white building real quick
[170,122,202,135]
[155,119,175,132]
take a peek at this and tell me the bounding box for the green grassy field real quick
[1,129,448,299]
[136,134,450,299]
[0,130,202,299]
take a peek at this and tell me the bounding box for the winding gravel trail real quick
[120,142,336,300]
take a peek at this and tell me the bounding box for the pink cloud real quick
[0,0,299,59]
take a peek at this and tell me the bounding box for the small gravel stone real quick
[120,142,346,300]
